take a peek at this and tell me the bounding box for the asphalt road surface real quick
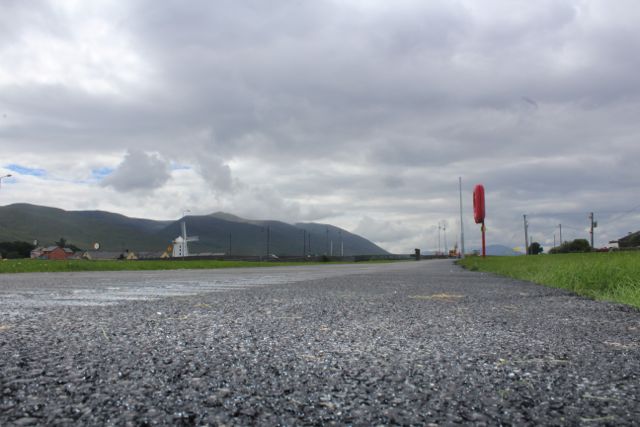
[1,260,639,425]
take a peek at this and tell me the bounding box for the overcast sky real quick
[1,0,639,253]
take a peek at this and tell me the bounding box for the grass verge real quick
[0,258,400,274]
[457,252,640,309]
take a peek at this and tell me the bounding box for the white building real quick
[172,221,198,257]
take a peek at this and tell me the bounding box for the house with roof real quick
[30,246,74,260]
[618,231,640,249]
[81,250,139,260]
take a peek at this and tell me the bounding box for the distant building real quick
[136,251,165,260]
[82,250,139,260]
[81,251,124,260]
[30,247,44,259]
[31,246,74,260]
[618,231,640,249]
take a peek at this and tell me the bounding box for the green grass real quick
[0,259,314,273]
[0,258,400,274]
[458,252,640,309]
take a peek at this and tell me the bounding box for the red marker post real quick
[473,184,486,257]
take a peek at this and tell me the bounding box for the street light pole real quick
[442,223,447,255]
[458,177,465,258]
[523,214,529,255]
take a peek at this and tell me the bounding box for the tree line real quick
[526,238,592,255]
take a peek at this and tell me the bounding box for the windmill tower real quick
[172,220,198,257]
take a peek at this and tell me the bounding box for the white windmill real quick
[172,212,198,257]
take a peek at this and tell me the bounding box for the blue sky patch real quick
[91,167,114,179]
[6,164,46,176]
[170,162,191,171]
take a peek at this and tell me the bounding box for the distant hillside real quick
[0,204,389,255]
[473,244,523,256]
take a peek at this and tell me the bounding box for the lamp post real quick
[0,174,12,189]
[442,222,448,255]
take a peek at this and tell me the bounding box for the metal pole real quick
[481,221,486,257]
[459,177,465,258]
[303,230,306,257]
[266,225,270,257]
[339,230,343,257]
[589,212,596,249]
[229,233,232,255]
[523,215,529,255]
[326,227,329,255]
[443,224,448,256]
[559,224,563,246]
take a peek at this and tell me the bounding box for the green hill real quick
[0,203,389,255]
[0,204,170,251]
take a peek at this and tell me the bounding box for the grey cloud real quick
[354,215,417,244]
[0,1,63,47]
[101,150,170,192]
[195,154,233,193]
[2,1,640,251]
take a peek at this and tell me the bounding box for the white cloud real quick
[101,150,170,192]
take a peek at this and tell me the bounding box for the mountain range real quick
[0,203,389,256]
[473,244,523,256]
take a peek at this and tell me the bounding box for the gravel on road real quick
[1,260,639,425]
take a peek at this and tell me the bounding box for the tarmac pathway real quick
[1,260,639,425]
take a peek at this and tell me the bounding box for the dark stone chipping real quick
[1,260,639,425]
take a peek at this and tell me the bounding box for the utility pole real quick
[589,212,597,250]
[459,177,465,258]
[523,215,529,255]
[553,233,556,248]
[326,227,329,255]
[266,225,270,257]
[559,224,563,246]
